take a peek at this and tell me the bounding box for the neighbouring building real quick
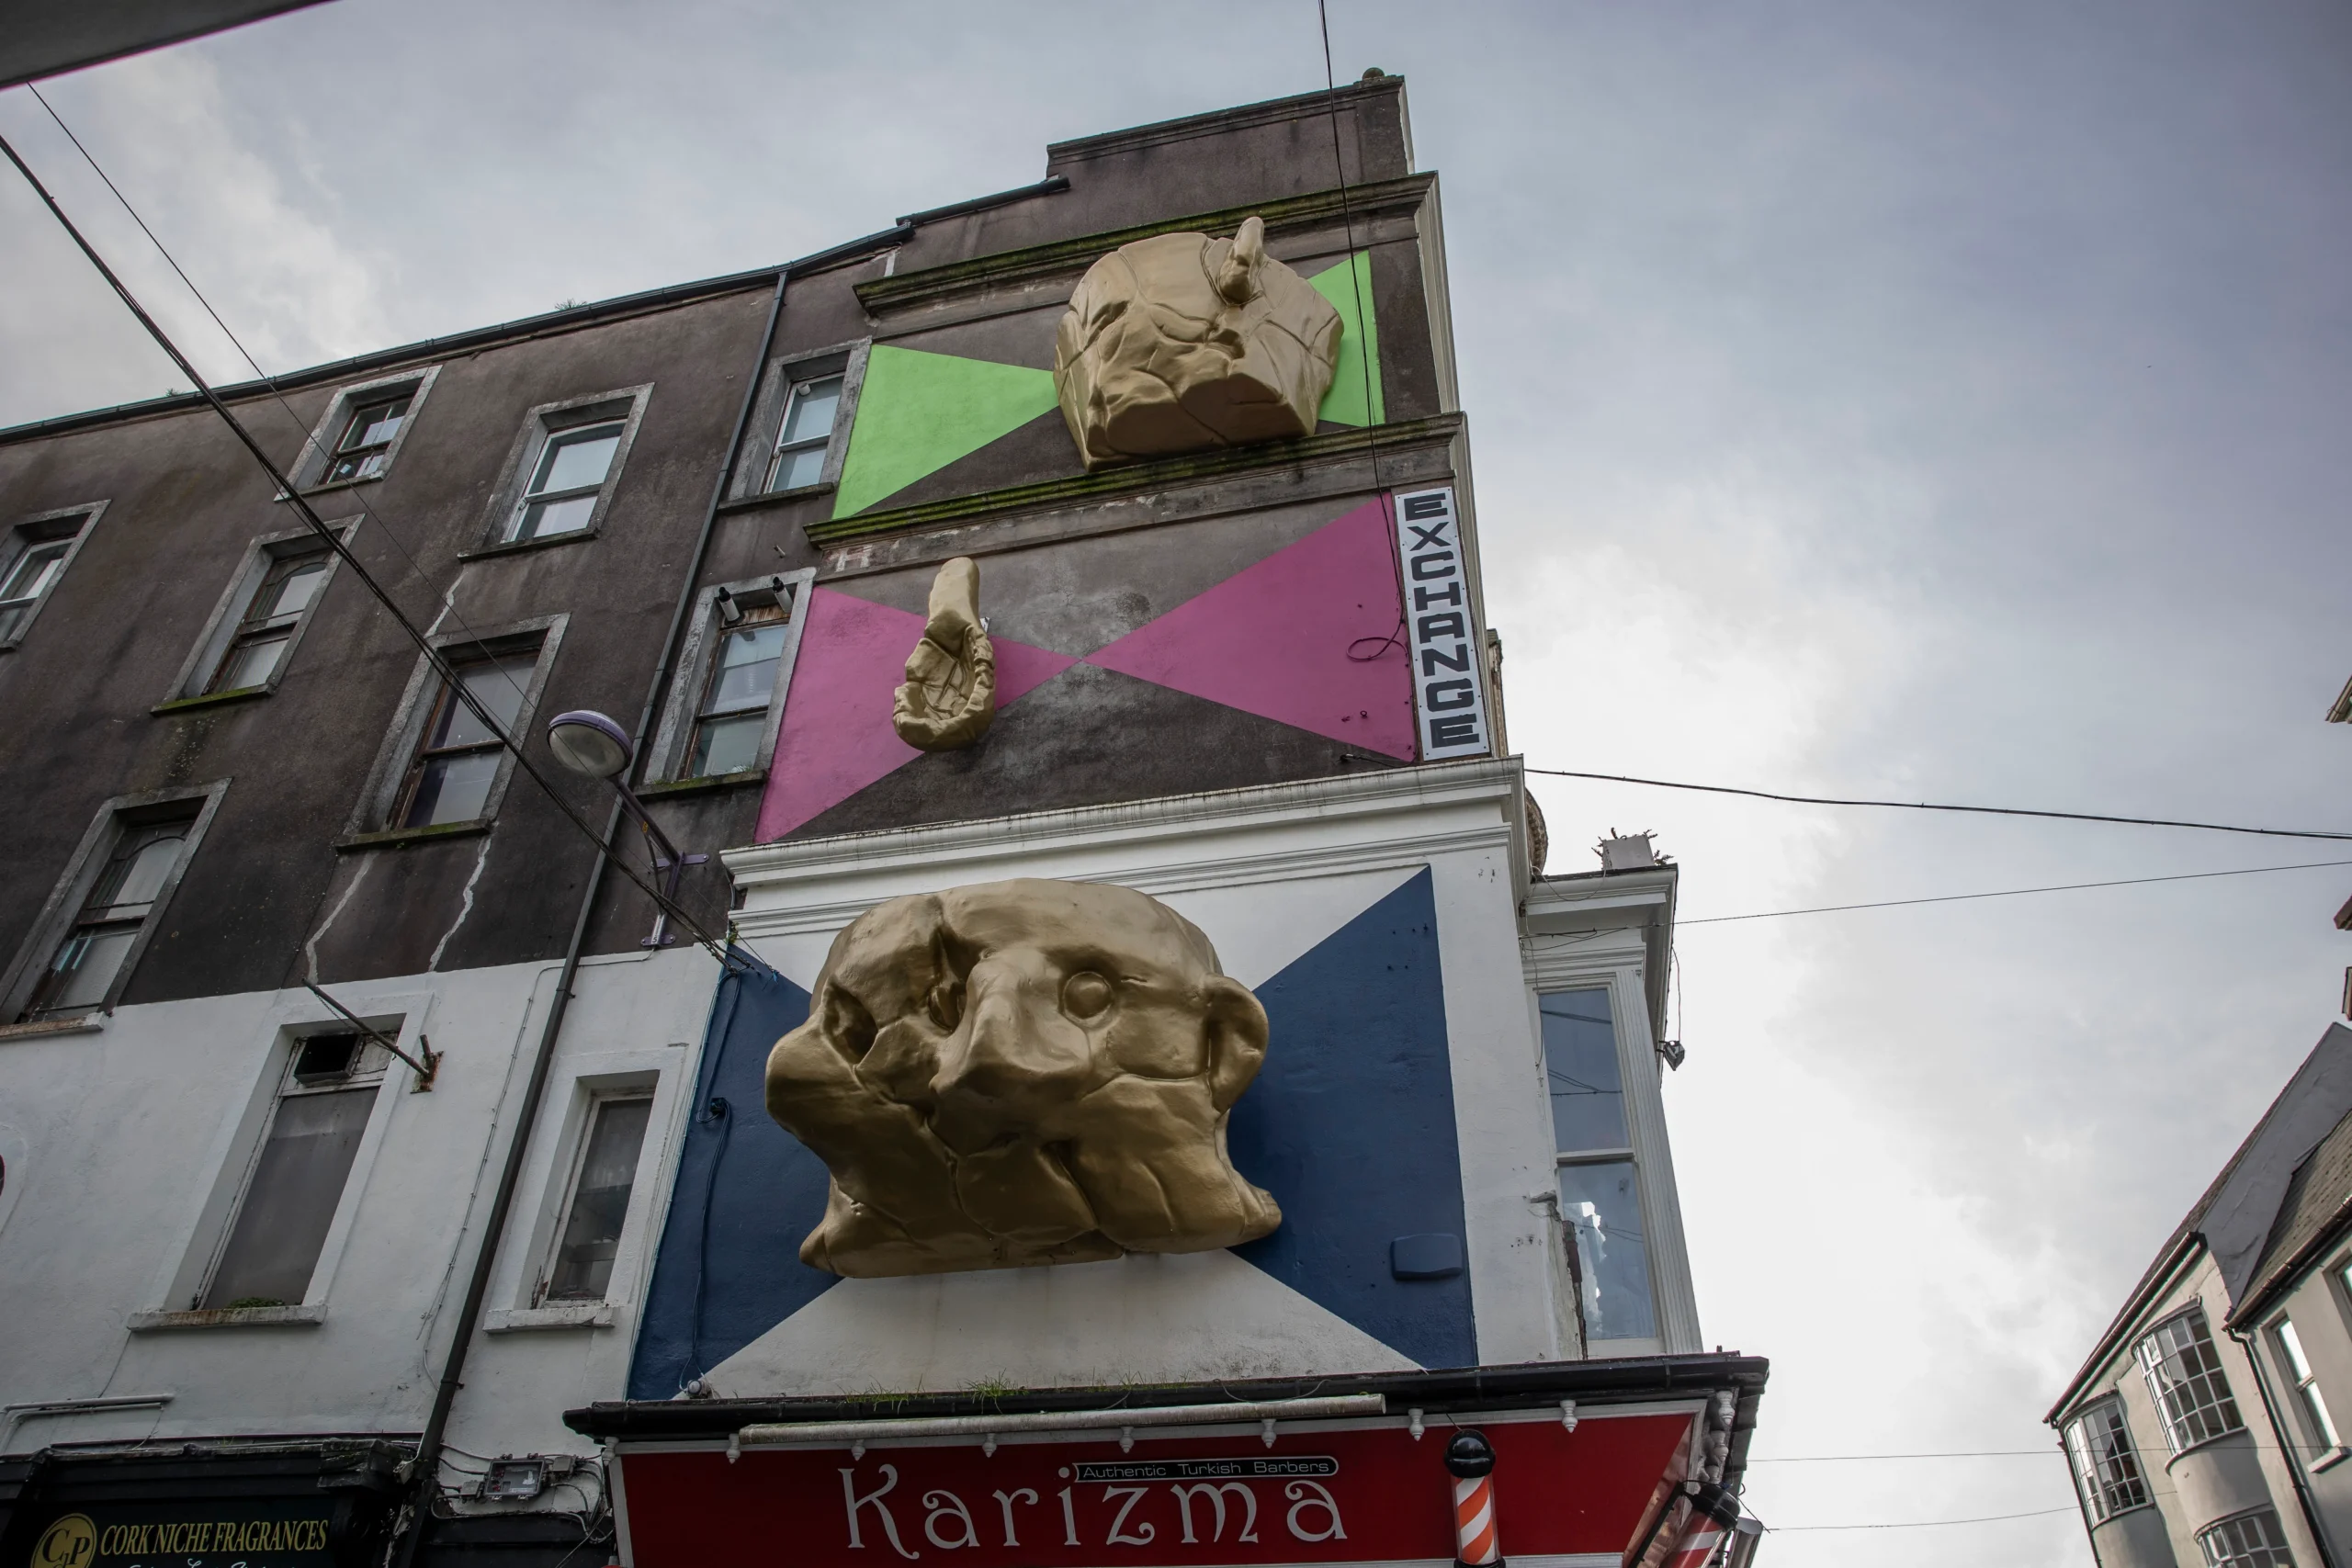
[0,77,1766,1568]
[2051,1024,2352,1568]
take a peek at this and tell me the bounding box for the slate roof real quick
[2230,1102,2352,1327]
[2048,1022,2352,1421]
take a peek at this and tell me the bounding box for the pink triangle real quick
[756,588,1077,841]
[1083,497,1416,759]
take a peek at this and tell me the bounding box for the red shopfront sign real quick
[614,1407,1702,1568]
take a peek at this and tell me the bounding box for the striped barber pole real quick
[1443,1430,1502,1568]
[1664,1518,1727,1568]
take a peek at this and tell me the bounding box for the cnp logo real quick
[34,1514,96,1568]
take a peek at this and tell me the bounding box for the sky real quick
[4,3,2350,1561]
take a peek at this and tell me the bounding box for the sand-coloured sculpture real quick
[764,878,1282,1276]
[890,556,996,750]
[1054,216,1344,469]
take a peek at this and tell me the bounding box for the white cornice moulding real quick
[723,759,1532,938]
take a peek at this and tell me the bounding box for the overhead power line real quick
[1528,767,2352,843]
[1769,1504,2078,1532]
[1679,856,2352,925]
[0,130,729,962]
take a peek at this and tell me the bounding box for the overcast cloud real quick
[6,5,2350,1562]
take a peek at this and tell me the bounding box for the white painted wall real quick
[0,946,718,1471]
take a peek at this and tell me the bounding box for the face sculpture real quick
[765,879,1282,1277]
[1054,215,1344,471]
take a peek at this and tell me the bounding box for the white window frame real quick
[646,569,815,784]
[0,501,106,653]
[2270,1314,2344,1462]
[2197,1506,2297,1568]
[162,521,356,705]
[473,384,652,551]
[728,342,867,502]
[1520,909,1700,1360]
[286,367,440,492]
[2064,1393,2153,1523]
[345,615,568,841]
[2137,1303,2247,1454]
[0,781,228,1025]
[132,992,431,1329]
[487,1051,685,1335]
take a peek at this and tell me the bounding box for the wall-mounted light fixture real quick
[547,709,707,949]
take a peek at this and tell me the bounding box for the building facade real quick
[2052,1026,2352,1568]
[0,80,1764,1568]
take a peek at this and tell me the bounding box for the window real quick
[0,504,102,649]
[481,386,650,549]
[511,422,624,542]
[691,604,790,776]
[200,1032,387,1309]
[540,1094,653,1303]
[2275,1317,2341,1455]
[323,390,413,483]
[2138,1304,2245,1452]
[650,572,810,783]
[2064,1397,2150,1521]
[208,547,331,694]
[292,369,436,490]
[1541,987,1655,1343]
[769,374,843,491]
[18,807,199,1021]
[393,647,539,829]
[2199,1508,2296,1568]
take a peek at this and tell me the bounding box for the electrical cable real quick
[1527,767,2352,842]
[1767,1503,2078,1532]
[1677,856,2352,925]
[0,129,731,961]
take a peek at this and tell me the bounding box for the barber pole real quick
[1444,1431,1502,1568]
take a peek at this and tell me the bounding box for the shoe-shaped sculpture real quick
[890,556,996,750]
[1054,215,1343,471]
[764,879,1283,1277]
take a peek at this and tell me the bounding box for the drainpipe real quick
[2232,1323,2345,1568]
[390,259,797,1568]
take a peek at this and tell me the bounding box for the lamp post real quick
[546,709,707,949]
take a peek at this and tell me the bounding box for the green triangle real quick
[1310,252,1385,428]
[831,345,1061,517]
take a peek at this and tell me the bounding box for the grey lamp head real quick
[548,709,633,779]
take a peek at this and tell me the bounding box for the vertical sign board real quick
[1392,489,1492,761]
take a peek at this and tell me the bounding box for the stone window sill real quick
[0,1014,104,1043]
[718,480,835,514]
[336,818,492,852]
[129,1303,326,1331]
[2313,1445,2350,1473]
[484,1303,613,1333]
[639,770,767,798]
[153,686,270,716]
[458,528,601,562]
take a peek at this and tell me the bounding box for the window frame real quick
[537,1087,658,1306]
[163,521,356,704]
[1517,919,1700,1360]
[345,615,568,842]
[0,502,106,653]
[134,998,428,1329]
[2197,1506,2297,1568]
[2270,1314,2344,1461]
[0,781,228,1025]
[2063,1393,2153,1524]
[727,342,867,503]
[472,384,653,553]
[287,367,440,493]
[2136,1302,2248,1455]
[646,569,814,784]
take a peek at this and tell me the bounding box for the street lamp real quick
[546,709,707,949]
